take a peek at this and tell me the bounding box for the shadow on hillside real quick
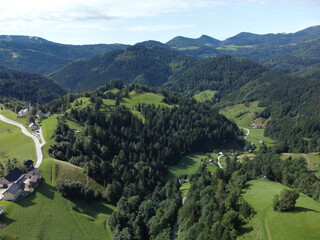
[37,179,56,200]
[16,192,36,208]
[0,213,15,227]
[293,206,319,213]
[70,199,114,219]
[238,226,254,236]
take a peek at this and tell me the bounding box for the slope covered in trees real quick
[0,35,128,74]
[51,45,195,92]
[0,70,67,104]
[45,82,243,239]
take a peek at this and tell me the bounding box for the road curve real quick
[0,114,45,168]
[217,154,224,169]
[242,127,250,139]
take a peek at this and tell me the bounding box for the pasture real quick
[239,179,320,240]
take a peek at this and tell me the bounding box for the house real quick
[36,110,44,119]
[0,178,10,186]
[259,140,265,145]
[18,108,30,117]
[24,160,34,171]
[28,175,41,188]
[0,206,3,215]
[209,159,214,165]
[179,178,187,184]
[4,167,23,183]
[3,183,22,201]
[29,122,39,131]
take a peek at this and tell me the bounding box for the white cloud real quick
[126,24,197,32]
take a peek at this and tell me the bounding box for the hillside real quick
[166,25,320,75]
[0,70,67,104]
[240,179,320,240]
[51,45,195,92]
[0,35,128,74]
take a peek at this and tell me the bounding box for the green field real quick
[55,159,104,191]
[220,101,266,127]
[0,111,115,240]
[239,179,320,240]
[193,90,217,102]
[169,153,218,178]
[220,102,274,150]
[0,120,36,163]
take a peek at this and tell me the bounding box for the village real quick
[0,105,45,215]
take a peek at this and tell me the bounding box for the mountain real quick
[0,70,67,103]
[165,25,320,74]
[51,45,195,92]
[0,35,128,74]
[166,35,221,48]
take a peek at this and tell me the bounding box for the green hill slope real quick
[240,179,320,240]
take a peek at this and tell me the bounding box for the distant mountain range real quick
[0,35,128,74]
[0,25,319,76]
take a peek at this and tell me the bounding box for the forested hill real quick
[50,45,195,92]
[166,25,320,75]
[0,35,128,74]
[0,70,67,104]
[44,83,243,239]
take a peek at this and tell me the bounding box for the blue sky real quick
[0,0,319,45]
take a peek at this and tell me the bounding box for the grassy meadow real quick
[0,120,36,163]
[239,179,320,240]
[193,90,217,102]
[169,153,218,178]
[220,101,274,150]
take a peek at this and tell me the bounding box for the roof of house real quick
[4,183,21,195]
[5,168,23,182]
[30,175,40,183]
[24,160,34,169]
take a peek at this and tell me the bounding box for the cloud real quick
[126,24,197,32]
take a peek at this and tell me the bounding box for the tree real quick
[273,189,299,212]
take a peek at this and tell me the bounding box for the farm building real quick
[3,183,23,201]
[24,160,34,171]
[29,122,39,131]
[3,167,23,183]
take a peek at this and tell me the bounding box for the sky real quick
[0,0,319,45]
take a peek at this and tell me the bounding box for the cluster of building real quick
[17,105,50,120]
[0,160,41,201]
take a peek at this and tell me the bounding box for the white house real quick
[3,183,22,201]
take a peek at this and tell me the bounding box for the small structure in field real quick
[259,140,265,145]
[0,206,3,215]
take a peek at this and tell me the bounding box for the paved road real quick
[242,127,250,139]
[217,154,224,169]
[0,114,46,168]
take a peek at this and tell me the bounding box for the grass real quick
[239,179,320,240]
[0,120,36,163]
[220,101,266,127]
[169,153,218,178]
[55,160,104,191]
[0,111,115,240]
[0,104,28,126]
[220,102,275,150]
[193,90,218,102]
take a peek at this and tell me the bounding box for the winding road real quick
[0,114,46,168]
[242,127,250,139]
[217,153,224,169]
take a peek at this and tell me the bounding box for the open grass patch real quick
[169,153,218,178]
[0,120,36,163]
[193,90,218,102]
[55,160,104,191]
[239,179,320,240]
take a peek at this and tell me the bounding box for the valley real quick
[0,25,319,240]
